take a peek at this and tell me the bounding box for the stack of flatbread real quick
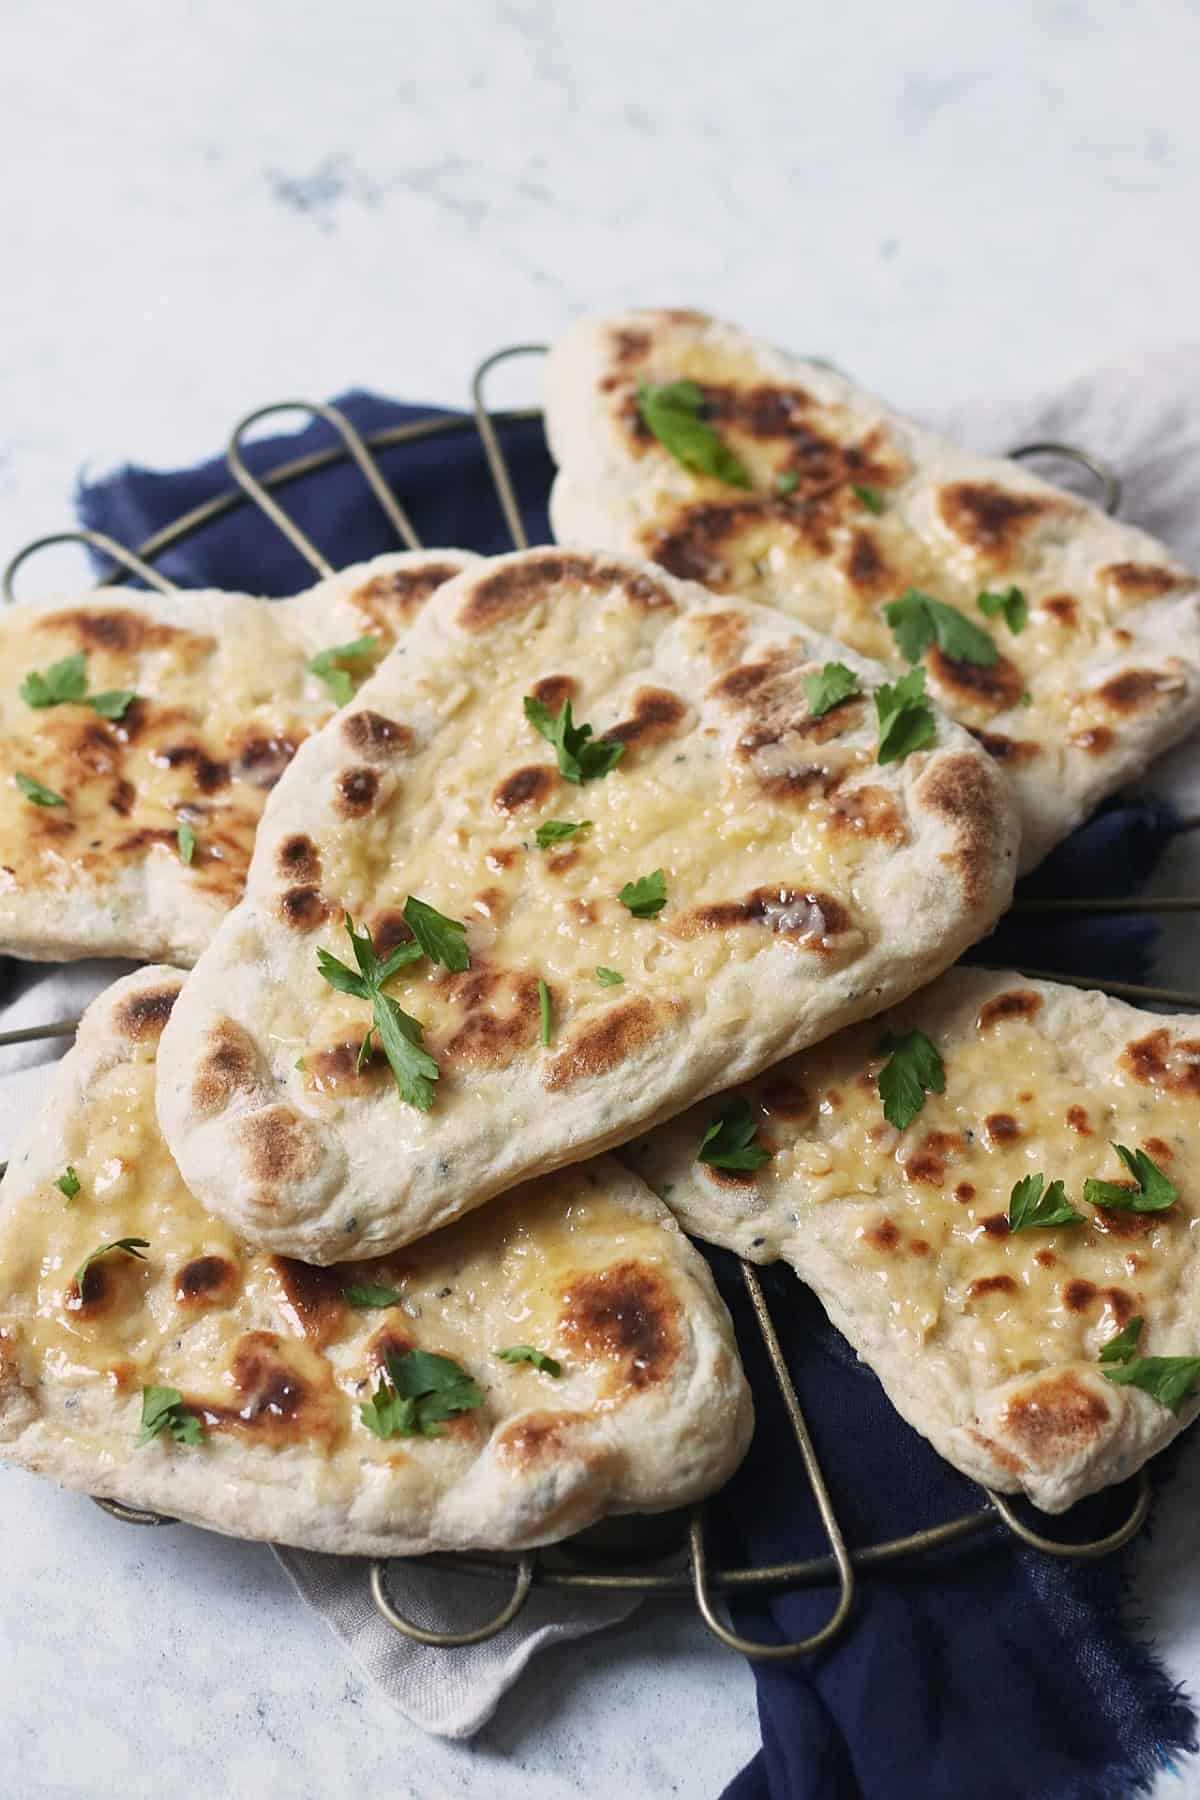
[2,311,1199,1565]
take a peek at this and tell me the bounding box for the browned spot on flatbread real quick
[529,673,578,711]
[928,644,1024,716]
[903,1151,945,1187]
[1144,1136,1173,1161]
[350,562,461,630]
[967,1430,1022,1476]
[599,686,688,752]
[1066,1105,1092,1134]
[458,552,675,634]
[65,1251,147,1317]
[1095,669,1179,715]
[648,496,841,588]
[1002,1371,1111,1469]
[916,752,1008,912]
[759,1075,810,1119]
[194,1331,344,1449]
[558,1259,680,1393]
[956,1182,976,1203]
[175,1255,240,1309]
[272,1258,349,1349]
[1063,1279,1097,1311]
[827,783,905,843]
[671,886,857,957]
[113,982,180,1041]
[1091,1199,1157,1239]
[542,997,674,1091]
[986,1112,1021,1144]
[612,326,651,364]
[191,1018,259,1114]
[37,607,215,659]
[334,766,381,817]
[693,610,750,669]
[495,1410,597,1469]
[865,1217,901,1253]
[277,833,321,883]
[545,848,581,877]
[1035,1249,1058,1268]
[108,777,135,816]
[238,1106,324,1188]
[365,1324,416,1373]
[1040,594,1078,626]
[303,1036,386,1098]
[279,885,327,931]
[440,965,543,1071]
[841,528,891,596]
[970,728,1040,765]
[1101,561,1189,602]
[493,765,558,814]
[967,1274,1018,1300]
[233,732,300,791]
[1122,1028,1200,1096]
[709,645,800,707]
[936,482,1060,557]
[1103,1288,1135,1325]
[368,910,415,957]
[1072,726,1114,756]
[981,1214,1011,1238]
[341,710,413,760]
[150,739,231,793]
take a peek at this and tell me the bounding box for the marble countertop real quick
[3,0,1200,1794]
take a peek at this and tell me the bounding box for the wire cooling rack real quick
[2,351,1197,1660]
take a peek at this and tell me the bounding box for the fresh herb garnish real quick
[137,1385,204,1447]
[1083,1144,1177,1213]
[87,689,136,721]
[698,1098,770,1172]
[342,1283,403,1310]
[1008,1173,1083,1233]
[1098,1317,1144,1364]
[874,666,937,765]
[402,896,470,972]
[595,966,624,986]
[776,470,800,495]
[884,589,999,667]
[977,585,1028,634]
[14,771,65,807]
[523,696,624,786]
[1102,1353,1200,1413]
[20,653,135,718]
[618,868,667,918]
[56,1166,81,1202]
[535,819,592,849]
[853,484,885,515]
[538,977,553,1046]
[75,1237,150,1293]
[877,1030,945,1131]
[636,379,751,489]
[308,636,381,706]
[316,915,439,1111]
[496,1345,563,1377]
[358,1348,483,1440]
[176,821,196,865]
[804,662,861,719]
[1020,690,1034,708]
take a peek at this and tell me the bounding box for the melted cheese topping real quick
[0,1037,688,1472]
[733,1003,1200,1390]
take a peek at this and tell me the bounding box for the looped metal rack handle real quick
[471,345,549,550]
[92,1496,176,1527]
[226,400,424,575]
[371,1552,536,1645]
[986,1472,1151,1557]
[1009,441,1122,516]
[3,529,177,605]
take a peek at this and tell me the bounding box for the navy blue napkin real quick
[76,394,1195,1799]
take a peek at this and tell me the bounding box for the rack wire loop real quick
[470,345,549,551]
[370,1552,535,1646]
[3,530,177,604]
[92,1496,176,1527]
[1009,441,1122,516]
[227,400,424,576]
[985,1472,1151,1558]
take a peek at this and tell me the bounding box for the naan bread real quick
[0,550,475,964]
[156,546,1018,1263]
[0,967,751,1555]
[625,967,1200,1513]
[545,309,1200,871]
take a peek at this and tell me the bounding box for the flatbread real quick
[624,967,1200,1513]
[155,546,1018,1263]
[545,308,1200,871]
[0,549,475,965]
[0,967,751,1555]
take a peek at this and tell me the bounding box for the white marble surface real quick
[3,0,1200,1794]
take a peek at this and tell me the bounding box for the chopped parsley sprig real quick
[805,662,861,719]
[138,1386,204,1447]
[316,914,441,1111]
[523,696,624,785]
[636,379,751,489]
[496,1345,562,1377]
[977,586,1028,634]
[14,771,65,807]
[874,667,936,765]
[1098,1316,1200,1413]
[308,636,381,706]
[1008,1174,1083,1232]
[698,1099,770,1172]
[1083,1144,1177,1213]
[20,652,136,720]
[877,1030,945,1131]
[75,1237,150,1295]
[359,1348,483,1439]
[884,589,999,667]
[618,869,667,918]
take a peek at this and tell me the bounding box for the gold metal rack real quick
[0,352,1192,1660]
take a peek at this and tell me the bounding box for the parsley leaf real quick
[698,1098,770,1172]
[884,589,999,667]
[342,1283,402,1309]
[636,379,751,489]
[176,821,196,865]
[877,1030,945,1131]
[75,1237,149,1295]
[595,966,624,986]
[88,690,136,721]
[1008,1173,1083,1232]
[14,771,65,807]
[538,977,552,1046]
[875,666,937,765]
[308,636,381,706]
[619,868,666,918]
[138,1385,204,1447]
[776,470,800,495]
[56,1166,81,1202]
[496,1345,563,1377]
[523,696,624,785]
[1083,1144,1178,1213]
[853,484,885,515]
[977,585,1028,634]
[1102,1354,1200,1413]
[316,915,439,1110]
[402,895,470,972]
[805,662,861,719]
[1099,1316,1144,1364]
[535,819,592,849]
[359,1348,483,1439]
[20,653,87,708]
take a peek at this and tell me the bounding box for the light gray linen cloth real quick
[1,341,1198,1736]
